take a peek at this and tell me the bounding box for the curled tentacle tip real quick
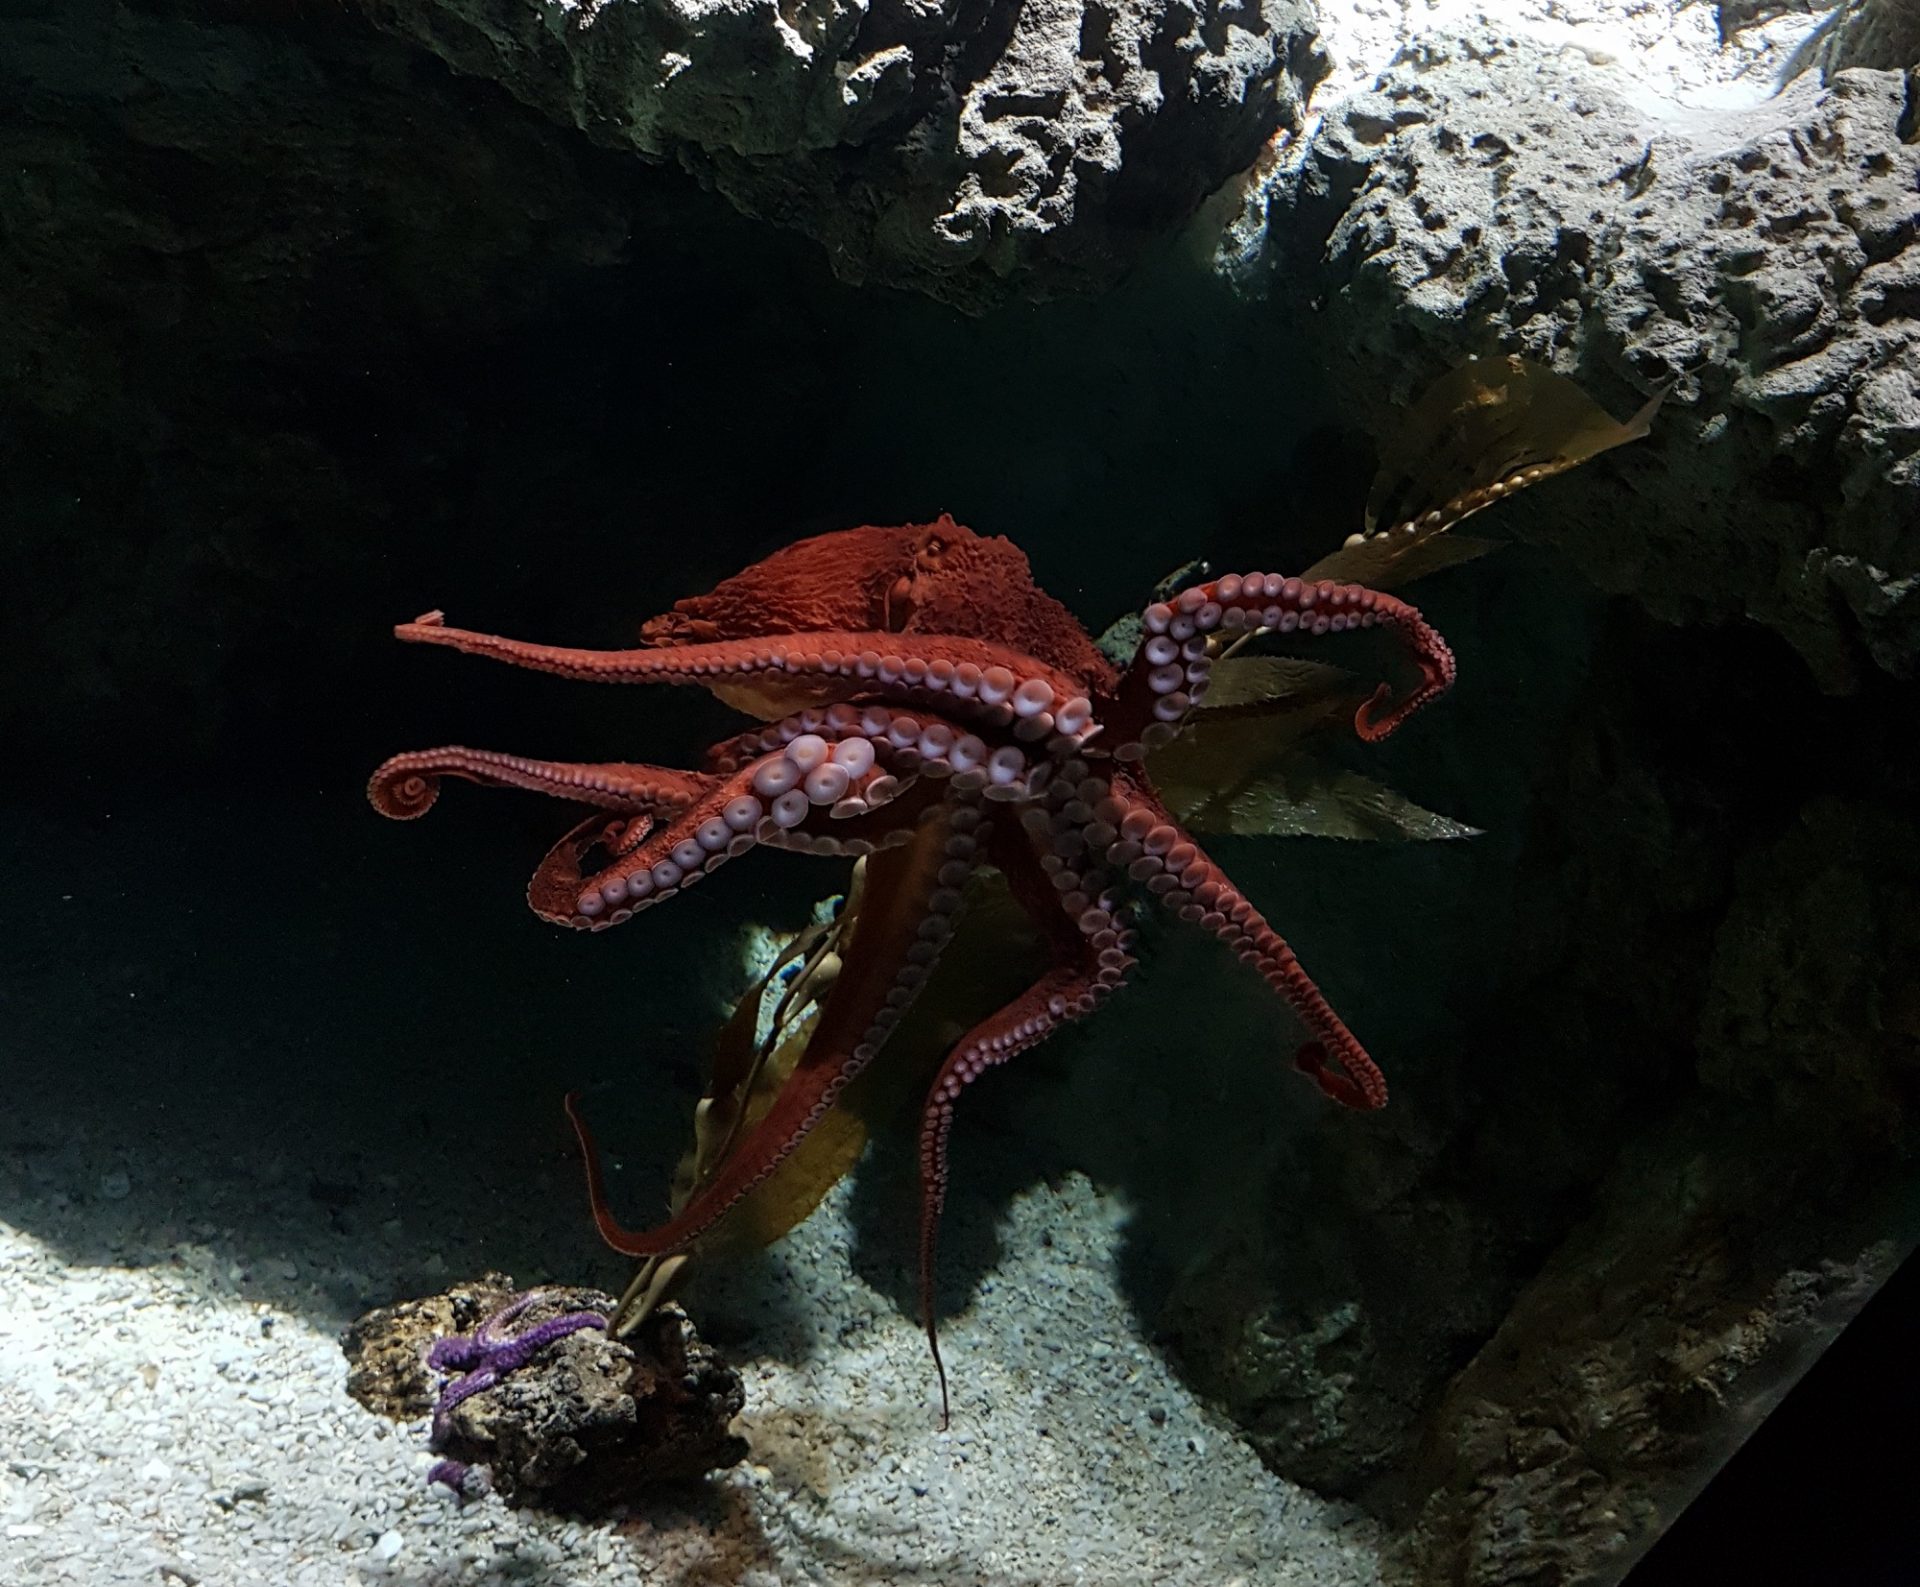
[368,768,441,820]
[1294,1042,1388,1111]
[1352,684,1400,743]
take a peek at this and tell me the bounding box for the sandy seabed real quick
[0,1126,1382,1587]
[0,765,1383,1587]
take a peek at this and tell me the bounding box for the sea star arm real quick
[426,1292,608,1445]
[1103,574,1456,758]
[563,800,982,1257]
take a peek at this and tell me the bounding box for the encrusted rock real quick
[345,1271,520,1421]
[359,0,1329,306]
[1141,620,1920,1580]
[344,1274,747,1510]
[1810,0,1920,73]
[1397,1131,1901,1585]
[1697,794,1920,1126]
[1266,31,1920,687]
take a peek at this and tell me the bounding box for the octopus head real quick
[639,516,1024,644]
[639,515,1116,691]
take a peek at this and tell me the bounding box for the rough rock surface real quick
[1111,594,1920,1584]
[344,1275,748,1509]
[1265,29,1920,688]
[1392,789,1920,1582]
[1813,0,1920,72]
[1399,1122,1902,1584]
[363,0,1329,305]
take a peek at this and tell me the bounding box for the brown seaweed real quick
[1304,354,1663,589]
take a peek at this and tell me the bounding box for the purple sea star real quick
[426,1290,609,1451]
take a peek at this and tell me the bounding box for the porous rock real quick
[1397,1120,1901,1585]
[359,0,1329,306]
[1811,0,1920,73]
[1395,790,1919,1582]
[1130,630,1920,1582]
[1266,29,1920,688]
[344,1274,748,1509]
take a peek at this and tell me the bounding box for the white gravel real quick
[0,1120,1384,1587]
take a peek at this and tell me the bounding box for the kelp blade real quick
[1153,662,1369,807]
[1364,355,1660,535]
[1304,356,1660,587]
[1171,760,1479,842]
[659,865,1043,1264]
[1154,663,1473,842]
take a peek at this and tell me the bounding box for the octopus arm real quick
[391,612,1091,729]
[367,746,712,820]
[913,819,1137,1425]
[531,708,1015,927]
[564,801,979,1258]
[1115,776,1389,1111]
[1103,574,1456,756]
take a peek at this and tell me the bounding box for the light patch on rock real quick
[1310,0,1837,119]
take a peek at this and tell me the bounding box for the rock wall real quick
[1,2,672,774]
[1127,12,1920,1579]
[361,0,1330,306]
[1813,0,1920,72]
[1068,587,1920,1581]
[1263,30,1920,691]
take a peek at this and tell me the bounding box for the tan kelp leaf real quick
[1304,356,1662,589]
[1155,664,1475,842]
[615,918,850,1327]
[717,1051,871,1253]
[1177,761,1480,842]
[698,869,1043,1252]
[1152,670,1369,816]
[689,905,870,1257]
[1197,656,1356,712]
[1300,530,1502,591]
[1362,356,1663,534]
[695,924,828,1177]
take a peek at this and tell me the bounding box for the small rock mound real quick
[343,1273,747,1512]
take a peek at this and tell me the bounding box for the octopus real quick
[368,515,1456,1419]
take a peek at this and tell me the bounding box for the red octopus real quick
[368,515,1455,1419]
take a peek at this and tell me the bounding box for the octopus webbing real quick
[368,516,1456,1420]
